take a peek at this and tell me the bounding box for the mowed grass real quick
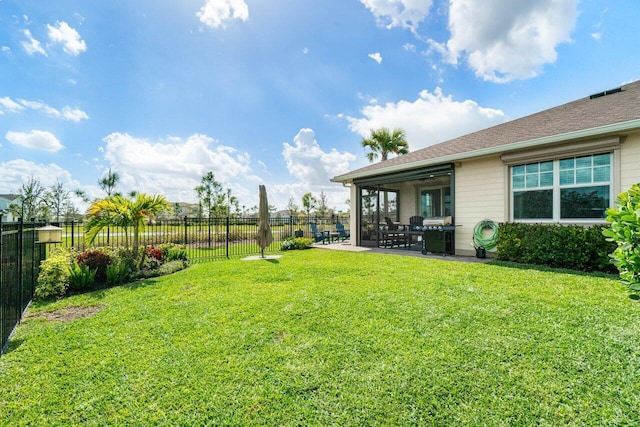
[1,250,639,426]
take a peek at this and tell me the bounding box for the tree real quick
[302,192,317,219]
[43,180,71,223]
[172,202,183,219]
[286,197,300,217]
[99,168,120,197]
[8,177,46,220]
[317,190,329,218]
[194,172,230,218]
[85,193,169,265]
[361,127,409,163]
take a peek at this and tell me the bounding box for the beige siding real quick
[620,131,640,192]
[455,156,506,256]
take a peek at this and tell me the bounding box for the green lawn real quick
[2,250,639,426]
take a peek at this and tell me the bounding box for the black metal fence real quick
[49,215,350,262]
[1,217,46,354]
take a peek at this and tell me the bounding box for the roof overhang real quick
[331,118,640,183]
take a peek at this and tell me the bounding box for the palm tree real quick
[85,193,169,265]
[99,168,120,197]
[361,127,409,163]
[98,168,121,244]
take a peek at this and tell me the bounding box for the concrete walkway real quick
[313,241,492,263]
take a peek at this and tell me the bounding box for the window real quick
[511,153,611,221]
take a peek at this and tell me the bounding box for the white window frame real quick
[502,137,621,224]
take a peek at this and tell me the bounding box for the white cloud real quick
[197,0,249,29]
[0,97,26,113]
[368,52,383,64]
[360,0,433,32]
[403,43,416,52]
[6,130,64,152]
[444,0,578,82]
[21,29,46,56]
[61,106,89,122]
[17,99,59,117]
[101,132,253,202]
[46,21,87,56]
[0,97,89,121]
[0,159,79,192]
[282,129,356,186]
[2,46,11,54]
[274,129,356,211]
[347,87,506,151]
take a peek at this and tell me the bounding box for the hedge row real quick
[496,223,617,273]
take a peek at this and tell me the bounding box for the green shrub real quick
[157,243,188,262]
[132,260,188,280]
[603,183,640,294]
[281,237,314,251]
[496,223,616,273]
[106,260,130,287]
[68,262,97,291]
[35,247,76,300]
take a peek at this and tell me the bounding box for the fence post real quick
[71,220,74,248]
[183,216,188,246]
[0,213,3,352]
[17,218,23,323]
[289,216,293,238]
[226,216,230,259]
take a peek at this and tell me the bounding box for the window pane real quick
[559,158,574,170]
[525,174,539,188]
[540,172,553,187]
[561,185,610,219]
[512,165,525,176]
[593,165,610,182]
[576,168,592,184]
[575,156,592,169]
[560,170,574,186]
[540,161,553,172]
[525,163,539,173]
[593,153,610,166]
[513,175,525,190]
[514,190,553,219]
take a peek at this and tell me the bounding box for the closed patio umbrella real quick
[256,185,273,258]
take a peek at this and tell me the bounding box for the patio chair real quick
[335,222,350,241]
[309,222,328,244]
[381,216,407,248]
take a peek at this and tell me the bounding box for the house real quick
[332,80,640,256]
[0,194,20,222]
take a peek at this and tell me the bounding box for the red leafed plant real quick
[145,246,165,262]
[76,249,113,283]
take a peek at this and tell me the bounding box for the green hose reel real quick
[473,220,499,258]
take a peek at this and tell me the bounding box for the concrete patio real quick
[313,241,492,263]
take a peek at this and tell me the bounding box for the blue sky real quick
[1,0,638,212]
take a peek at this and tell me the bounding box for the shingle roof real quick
[334,80,640,181]
[0,194,20,201]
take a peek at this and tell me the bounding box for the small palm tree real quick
[86,193,169,265]
[361,127,409,163]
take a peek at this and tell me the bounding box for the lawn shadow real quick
[1,337,25,356]
[487,260,618,279]
[124,277,161,291]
